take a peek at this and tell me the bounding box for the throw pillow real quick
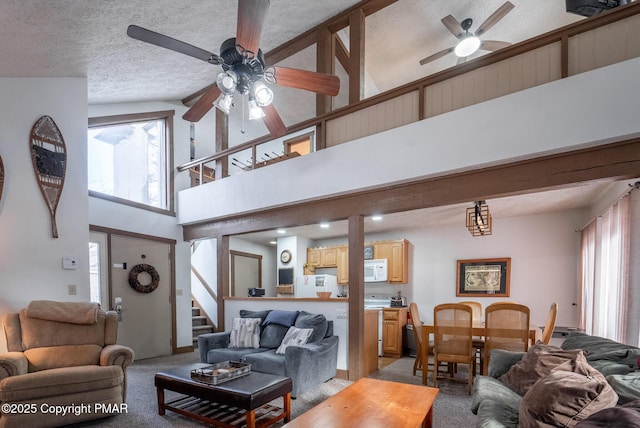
[229,317,261,349]
[276,326,313,355]
[519,353,619,427]
[499,342,583,396]
[262,310,299,328]
[294,311,328,343]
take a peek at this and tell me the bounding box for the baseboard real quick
[335,369,348,380]
[174,345,194,354]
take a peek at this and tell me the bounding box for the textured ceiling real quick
[0,0,584,105]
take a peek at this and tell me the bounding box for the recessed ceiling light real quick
[371,215,383,221]
[277,229,287,234]
[269,240,277,245]
[320,222,330,228]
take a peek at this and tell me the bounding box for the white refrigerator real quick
[294,274,340,298]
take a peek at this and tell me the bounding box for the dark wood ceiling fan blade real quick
[273,67,340,96]
[441,15,465,39]
[475,1,514,37]
[182,85,221,122]
[236,0,271,55]
[481,40,511,51]
[419,47,454,66]
[261,104,287,138]
[127,25,221,64]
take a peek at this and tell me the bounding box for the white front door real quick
[110,235,172,360]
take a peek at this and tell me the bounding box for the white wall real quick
[88,101,194,348]
[229,237,277,296]
[178,58,640,224]
[0,78,88,352]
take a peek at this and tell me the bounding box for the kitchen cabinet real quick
[337,246,349,284]
[306,247,337,268]
[388,239,409,283]
[373,242,390,260]
[382,308,407,358]
[363,309,379,375]
[321,247,338,267]
[307,248,321,267]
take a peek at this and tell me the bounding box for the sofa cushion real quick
[206,347,269,364]
[607,371,640,404]
[260,324,290,349]
[229,318,261,349]
[519,354,619,427]
[499,343,583,396]
[242,350,286,376]
[574,399,640,427]
[276,327,313,355]
[294,311,328,343]
[0,365,123,402]
[471,375,523,416]
[262,310,299,328]
[487,349,525,378]
[240,309,271,323]
[24,344,102,372]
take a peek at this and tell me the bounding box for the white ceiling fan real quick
[419,1,515,66]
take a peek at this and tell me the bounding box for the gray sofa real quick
[471,333,640,427]
[197,309,338,398]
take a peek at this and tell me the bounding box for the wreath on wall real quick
[128,263,160,293]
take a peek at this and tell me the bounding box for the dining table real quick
[420,322,539,385]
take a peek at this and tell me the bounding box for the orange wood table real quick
[421,323,538,385]
[283,377,438,428]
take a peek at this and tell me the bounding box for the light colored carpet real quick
[69,351,476,427]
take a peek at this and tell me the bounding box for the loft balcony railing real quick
[178,3,640,186]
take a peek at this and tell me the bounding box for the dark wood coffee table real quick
[155,363,292,428]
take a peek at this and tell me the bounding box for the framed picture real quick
[364,245,374,260]
[456,258,511,297]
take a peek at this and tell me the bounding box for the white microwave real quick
[364,259,388,282]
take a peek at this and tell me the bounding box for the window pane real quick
[88,119,167,209]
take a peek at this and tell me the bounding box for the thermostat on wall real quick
[62,257,78,270]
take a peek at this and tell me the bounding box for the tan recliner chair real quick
[0,300,135,428]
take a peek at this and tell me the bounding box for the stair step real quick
[192,315,207,326]
[192,307,200,316]
[192,325,214,334]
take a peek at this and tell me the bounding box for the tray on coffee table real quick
[190,361,251,385]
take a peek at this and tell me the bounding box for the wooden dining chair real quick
[433,303,475,395]
[409,303,424,376]
[484,302,530,374]
[460,301,485,374]
[540,303,558,345]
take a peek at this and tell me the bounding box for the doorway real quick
[90,227,175,360]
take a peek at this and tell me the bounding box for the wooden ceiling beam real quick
[316,27,335,115]
[349,9,365,104]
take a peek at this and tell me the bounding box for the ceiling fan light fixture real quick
[454,35,481,57]
[251,80,273,107]
[216,70,238,95]
[247,98,265,120]
[213,93,233,115]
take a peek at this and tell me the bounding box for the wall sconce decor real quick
[466,200,492,236]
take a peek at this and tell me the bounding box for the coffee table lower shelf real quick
[162,394,286,428]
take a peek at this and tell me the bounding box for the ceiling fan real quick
[419,1,514,67]
[127,0,340,138]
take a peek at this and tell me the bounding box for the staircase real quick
[192,300,215,347]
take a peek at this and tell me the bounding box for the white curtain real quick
[580,194,630,343]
